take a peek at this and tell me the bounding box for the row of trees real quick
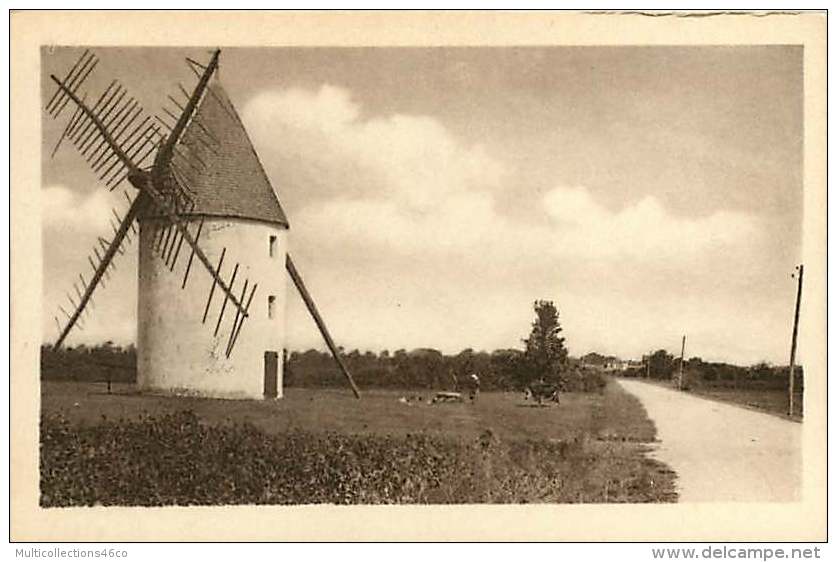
[40,341,136,383]
[286,347,528,391]
[41,344,603,393]
[285,300,606,392]
[41,301,799,394]
[40,300,601,392]
[622,350,804,390]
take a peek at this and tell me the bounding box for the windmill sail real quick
[46,50,257,351]
[53,194,143,348]
[45,48,360,397]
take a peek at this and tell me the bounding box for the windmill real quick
[45,48,361,400]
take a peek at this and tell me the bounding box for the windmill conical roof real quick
[166,79,289,228]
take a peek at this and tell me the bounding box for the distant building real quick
[581,352,625,372]
[603,360,623,372]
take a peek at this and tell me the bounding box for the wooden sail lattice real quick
[52,191,139,339]
[45,48,361,396]
[46,49,258,355]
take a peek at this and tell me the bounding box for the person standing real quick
[469,373,480,402]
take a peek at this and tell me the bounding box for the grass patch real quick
[621,377,802,420]
[689,388,802,420]
[40,379,676,505]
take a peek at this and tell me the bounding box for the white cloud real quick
[243,85,760,265]
[541,187,762,262]
[239,85,776,364]
[293,185,762,273]
[243,85,504,212]
[42,184,113,233]
[41,184,138,347]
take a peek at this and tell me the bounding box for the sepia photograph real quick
[10,10,828,543]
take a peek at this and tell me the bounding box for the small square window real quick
[269,235,277,258]
[268,295,276,319]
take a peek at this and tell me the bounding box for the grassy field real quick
[41,381,600,441]
[40,379,677,505]
[619,377,803,420]
[690,387,803,419]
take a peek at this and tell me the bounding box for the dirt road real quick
[618,379,801,502]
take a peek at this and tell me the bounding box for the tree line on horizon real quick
[39,301,585,391]
[622,349,803,390]
[39,301,800,391]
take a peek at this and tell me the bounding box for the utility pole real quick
[678,335,686,390]
[788,264,804,416]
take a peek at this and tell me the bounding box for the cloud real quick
[237,85,775,363]
[292,185,762,277]
[42,184,114,233]
[243,85,504,212]
[242,84,760,264]
[41,184,138,346]
[541,186,762,262]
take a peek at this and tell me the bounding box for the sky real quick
[41,46,803,365]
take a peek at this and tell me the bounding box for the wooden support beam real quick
[286,254,361,399]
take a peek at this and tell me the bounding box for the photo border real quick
[9,9,828,542]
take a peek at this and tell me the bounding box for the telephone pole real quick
[678,335,686,390]
[788,264,804,416]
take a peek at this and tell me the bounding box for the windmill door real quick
[264,351,279,398]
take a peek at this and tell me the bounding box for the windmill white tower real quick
[45,48,361,400]
[138,74,291,399]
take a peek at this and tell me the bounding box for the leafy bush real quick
[40,410,668,506]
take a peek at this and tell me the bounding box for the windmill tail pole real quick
[286,254,361,399]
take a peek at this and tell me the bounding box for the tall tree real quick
[522,300,568,385]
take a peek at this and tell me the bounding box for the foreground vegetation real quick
[40,379,676,506]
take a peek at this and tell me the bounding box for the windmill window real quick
[268,295,276,319]
[269,235,277,258]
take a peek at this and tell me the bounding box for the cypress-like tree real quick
[522,300,568,385]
